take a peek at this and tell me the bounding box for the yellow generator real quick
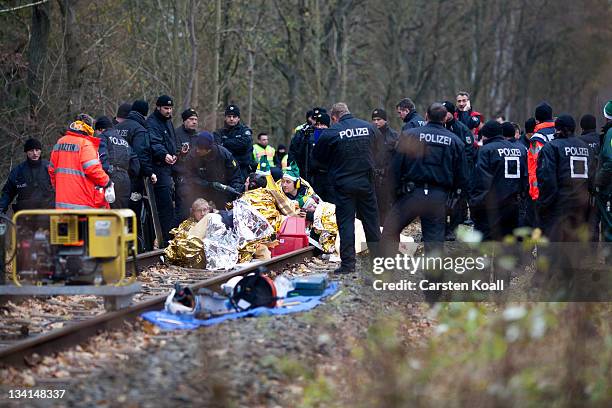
[11,209,137,285]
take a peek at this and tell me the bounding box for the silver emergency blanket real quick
[202,213,239,270]
[233,199,274,248]
[201,200,274,269]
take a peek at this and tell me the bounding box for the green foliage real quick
[343,302,612,407]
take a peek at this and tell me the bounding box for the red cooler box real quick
[271,217,309,257]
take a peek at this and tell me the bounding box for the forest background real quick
[0,0,611,178]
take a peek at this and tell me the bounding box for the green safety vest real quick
[253,144,275,162]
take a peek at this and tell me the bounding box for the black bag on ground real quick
[230,266,277,311]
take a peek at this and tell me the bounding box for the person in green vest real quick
[253,132,275,165]
[595,100,612,242]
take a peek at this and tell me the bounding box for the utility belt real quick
[108,164,127,175]
[397,181,448,196]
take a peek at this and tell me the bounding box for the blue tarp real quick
[141,282,340,330]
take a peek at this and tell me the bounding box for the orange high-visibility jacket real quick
[49,130,110,209]
[527,121,556,200]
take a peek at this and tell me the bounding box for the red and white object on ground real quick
[271,217,309,257]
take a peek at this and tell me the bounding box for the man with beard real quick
[371,108,399,224]
[174,108,199,223]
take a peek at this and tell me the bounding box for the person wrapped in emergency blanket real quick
[164,166,339,270]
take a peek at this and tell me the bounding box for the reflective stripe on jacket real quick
[49,130,110,209]
[527,121,555,200]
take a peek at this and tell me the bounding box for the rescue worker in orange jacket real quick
[526,102,555,227]
[49,114,111,209]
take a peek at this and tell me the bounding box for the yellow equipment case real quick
[11,209,137,285]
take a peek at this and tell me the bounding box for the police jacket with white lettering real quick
[536,134,594,211]
[213,122,254,169]
[147,110,177,167]
[578,130,600,157]
[401,110,426,132]
[391,122,467,193]
[469,135,528,209]
[116,111,153,178]
[312,114,379,191]
[0,159,54,212]
[97,128,140,178]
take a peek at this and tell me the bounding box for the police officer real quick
[371,108,399,224]
[469,121,528,240]
[174,108,199,223]
[116,100,157,250]
[214,104,254,179]
[312,103,381,274]
[184,131,243,210]
[147,95,177,246]
[0,138,54,213]
[536,114,594,241]
[289,107,326,183]
[396,97,426,132]
[442,101,476,238]
[310,113,336,204]
[382,103,467,247]
[579,114,600,154]
[94,116,140,209]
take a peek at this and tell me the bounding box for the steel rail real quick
[0,246,315,367]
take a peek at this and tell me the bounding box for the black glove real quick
[212,182,239,196]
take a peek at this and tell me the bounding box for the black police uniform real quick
[469,136,528,240]
[382,122,467,247]
[445,117,477,237]
[147,109,177,246]
[0,159,54,213]
[576,129,602,241]
[536,134,594,241]
[213,122,254,179]
[312,114,381,272]
[116,110,155,250]
[373,123,399,224]
[401,110,426,132]
[183,144,243,210]
[173,124,198,224]
[98,128,140,209]
[288,125,315,183]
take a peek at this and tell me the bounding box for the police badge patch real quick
[245,130,251,136]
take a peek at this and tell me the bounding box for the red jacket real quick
[527,121,556,200]
[49,129,110,209]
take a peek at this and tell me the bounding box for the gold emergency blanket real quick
[239,186,299,232]
[313,202,339,253]
[164,219,205,268]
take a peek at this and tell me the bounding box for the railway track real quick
[0,246,317,368]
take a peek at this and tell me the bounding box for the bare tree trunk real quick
[246,48,255,126]
[59,0,82,116]
[183,0,198,109]
[312,0,322,103]
[27,0,51,119]
[210,0,222,129]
